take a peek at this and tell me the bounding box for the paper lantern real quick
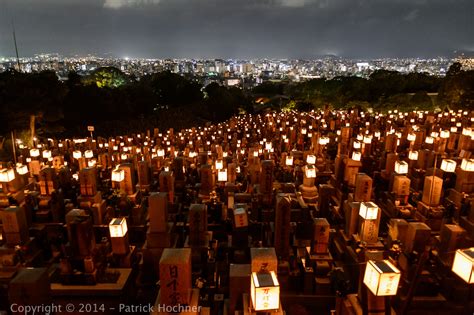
[408,151,419,161]
[42,150,52,159]
[374,131,381,139]
[253,151,259,157]
[121,153,128,161]
[215,160,224,170]
[306,155,316,165]
[16,164,28,175]
[73,150,82,159]
[462,128,471,136]
[218,169,228,182]
[111,168,125,182]
[450,127,458,133]
[359,202,379,220]
[353,141,361,149]
[318,137,329,145]
[109,217,128,237]
[84,150,93,159]
[461,159,474,172]
[157,149,165,157]
[87,159,97,167]
[363,260,401,296]
[452,248,474,284]
[285,156,294,166]
[305,165,316,179]
[363,136,372,144]
[425,136,434,144]
[251,271,280,311]
[350,151,361,161]
[440,159,457,173]
[407,133,416,142]
[394,161,408,174]
[30,148,40,157]
[0,168,15,183]
[440,130,450,139]
[265,142,272,150]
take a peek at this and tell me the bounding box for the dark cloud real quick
[0,0,472,58]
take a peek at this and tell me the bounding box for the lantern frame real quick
[109,217,128,238]
[452,248,474,284]
[363,260,401,296]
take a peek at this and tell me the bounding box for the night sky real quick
[0,0,472,59]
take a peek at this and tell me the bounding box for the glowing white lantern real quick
[461,159,474,172]
[407,133,416,142]
[0,169,15,182]
[121,154,128,161]
[408,151,419,161]
[425,136,434,144]
[30,148,40,157]
[215,160,224,170]
[73,150,82,159]
[285,156,294,166]
[318,137,329,145]
[109,217,128,237]
[88,159,97,167]
[440,130,450,139]
[42,150,52,159]
[111,168,125,182]
[306,155,316,165]
[374,131,381,139]
[452,248,474,284]
[218,169,228,182]
[157,149,165,157]
[353,141,361,149]
[440,159,457,173]
[359,202,379,220]
[394,161,409,174]
[84,150,93,159]
[363,136,372,144]
[265,142,272,150]
[305,165,316,179]
[450,127,458,133]
[251,271,280,311]
[352,151,361,161]
[16,164,28,175]
[364,260,401,296]
[462,128,472,136]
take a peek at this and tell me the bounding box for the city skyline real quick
[0,0,473,59]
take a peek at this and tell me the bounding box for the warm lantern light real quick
[450,127,458,133]
[363,260,401,296]
[407,133,416,142]
[73,150,82,159]
[305,165,316,179]
[109,217,128,237]
[359,202,379,220]
[111,168,125,182]
[251,271,280,311]
[452,248,474,284]
[215,160,224,170]
[440,159,457,173]
[408,151,419,161]
[461,159,474,172]
[363,136,372,144]
[425,136,434,144]
[265,142,272,150]
[218,169,228,182]
[353,141,361,149]
[88,159,97,167]
[30,148,40,157]
[157,149,165,157]
[306,155,316,165]
[16,164,28,175]
[440,130,450,139]
[42,150,52,159]
[394,161,409,174]
[84,150,93,159]
[253,151,259,157]
[374,131,381,139]
[285,156,294,166]
[462,128,472,136]
[318,137,329,145]
[0,169,15,182]
[121,153,128,161]
[352,151,361,161]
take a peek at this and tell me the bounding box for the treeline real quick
[0,68,252,139]
[253,63,473,112]
[0,63,472,142]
